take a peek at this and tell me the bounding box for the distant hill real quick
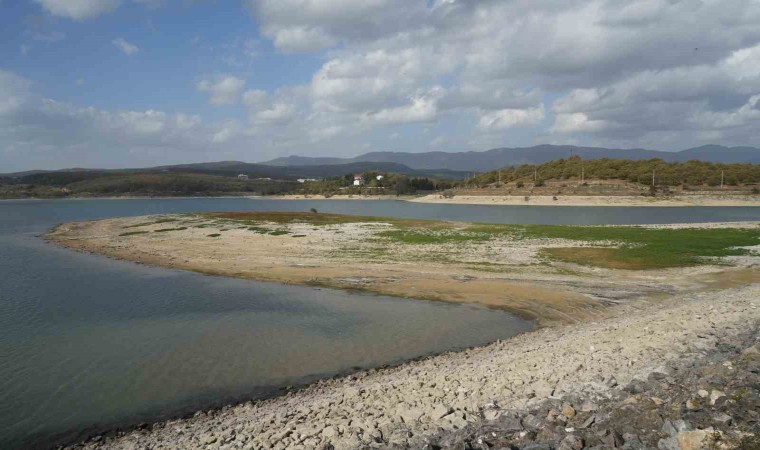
[261,144,760,172]
[1,161,469,183]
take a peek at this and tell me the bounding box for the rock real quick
[523,441,555,450]
[676,430,711,450]
[559,434,584,450]
[712,412,732,426]
[523,414,545,430]
[483,409,501,421]
[697,389,709,398]
[431,404,452,420]
[741,344,760,359]
[200,433,218,445]
[321,426,338,438]
[579,415,595,429]
[622,433,645,450]
[651,396,665,406]
[561,403,576,418]
[397,407,424,424]
[579,400,597,412]
[498,416,523,433]
[686,399,701,410]
[659,435,681,450]
[709,390,725,406]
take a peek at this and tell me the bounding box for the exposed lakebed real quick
[2,198,759,449]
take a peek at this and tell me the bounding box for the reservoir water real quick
[1,198,758,449]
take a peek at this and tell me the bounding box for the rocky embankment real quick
[62,285,759,450]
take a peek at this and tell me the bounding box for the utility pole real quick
[721,170,724,189]
[581,165,585,184]
[534,168,537,183]
[652,169,655,187]
[498,169,502,186]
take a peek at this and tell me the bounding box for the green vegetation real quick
[203,211,446,229]
[118,230,149,236]
[0,172,299,199]
[467,156,760,187]
[154,227,188,232]
[377,229,491,244]
[463,223,760,269]
[207,233,221,237]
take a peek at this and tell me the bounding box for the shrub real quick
[516,181,525,188]
[310,208,318,214]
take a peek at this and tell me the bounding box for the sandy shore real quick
[409,194,760,207]
[47,215,760,326]
[64,284,759,450]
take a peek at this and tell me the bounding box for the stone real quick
[712,412,732,426]
[622,433,645,450]
[321,426,338,438]
[498,416,524,433]
[676,430,711,450]
[579,415,596,429]
[561,403,576,417]
[200,433,218,445]
[658,436,680,450]
[709,390,725,406]
[431,404,452,420]
[397,407,424,424]
[651,396,665,406]
[697,390,709,398]
[559,435,584,450]
[483,409,501,421]
[686,399,701,410]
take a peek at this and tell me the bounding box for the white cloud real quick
[479,104,546,131]
[34,0,121,20]
[197,76,246,106]
[112,38,139,55]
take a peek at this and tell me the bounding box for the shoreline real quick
[64,284,759,450]
[3,193,760,207]
[409,194,760,207]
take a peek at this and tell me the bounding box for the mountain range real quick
[262,144,760,172]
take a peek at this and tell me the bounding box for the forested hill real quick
[262,144,760,171]
[468,157,760,187]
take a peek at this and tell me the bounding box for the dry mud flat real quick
[63,285,759,450]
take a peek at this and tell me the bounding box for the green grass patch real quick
[519,225,760,269]
[268,229,290,236]
[377,229,491,244]
[153,227,188,233]
[292,234,307,238]
[119,230,149,236]
[122,218,178,229]
[203,211,448,229]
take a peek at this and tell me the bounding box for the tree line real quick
[466,156,760,187]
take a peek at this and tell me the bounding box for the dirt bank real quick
[409,194,760,207]
[63,284,759,450]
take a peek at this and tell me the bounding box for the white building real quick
[376,175,384,181]
[237,174,249,181]
[353,175,364,186]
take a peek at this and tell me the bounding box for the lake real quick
[1,198,758,449]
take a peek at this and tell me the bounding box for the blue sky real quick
[1,0,760,171]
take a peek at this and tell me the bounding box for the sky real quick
[1,0,760,172]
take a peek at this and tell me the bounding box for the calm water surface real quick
[1,198,758,449]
